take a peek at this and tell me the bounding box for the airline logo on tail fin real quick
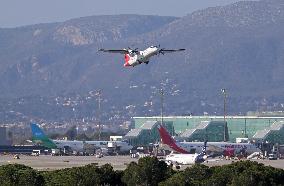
[158,125,189,154]
[31,123,47,138]
[124,54,130,67]
[30,123,57,149]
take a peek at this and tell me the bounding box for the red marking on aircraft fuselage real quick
[224,149,235,157]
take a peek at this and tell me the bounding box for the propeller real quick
[128,47,139,53]
[159,48,165,55]
[133,48,139,53]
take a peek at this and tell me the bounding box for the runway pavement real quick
[0,155,138,171]
[0,155,283,171]
[201,158,284,169]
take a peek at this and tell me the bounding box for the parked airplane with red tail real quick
[158,125,260,157]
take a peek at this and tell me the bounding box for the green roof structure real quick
[133,116,284,143]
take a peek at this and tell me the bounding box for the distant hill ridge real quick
[0,0,284,118]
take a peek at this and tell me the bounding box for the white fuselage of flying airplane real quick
[99,46,185,67]
[125,46,160,67]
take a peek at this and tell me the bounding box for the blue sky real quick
[0,0,251,28]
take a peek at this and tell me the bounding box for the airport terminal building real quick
[128,116,284,145]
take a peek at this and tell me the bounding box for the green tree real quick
[207,161,284,186]
[205,165,235,186]
[122,162,140,186]
[158,172,185,186]
[122,157,173,186]
[0,164,44,186]
[76,133,92,141]
[160,164,212,186]
[65,125,77,140]
[230,161,284,186]
[44,164,101,186]
[99,164,124,186]
[44,163,123,186]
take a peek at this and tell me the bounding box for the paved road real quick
[0,155,283,171]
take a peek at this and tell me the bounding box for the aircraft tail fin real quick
[158,125,176,146]
[30,123,57,149]
[158,125,189,153]
[124,54,130,67]
[31,123,48,138]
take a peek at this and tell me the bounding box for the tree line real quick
[0,157,284,186]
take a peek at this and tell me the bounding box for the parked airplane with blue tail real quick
[30,123,133,153]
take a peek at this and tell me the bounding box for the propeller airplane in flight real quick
[99,45,185,67]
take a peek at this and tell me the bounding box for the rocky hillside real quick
[1,0,284,121]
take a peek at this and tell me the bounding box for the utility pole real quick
[96,90,102,140]
[244,118,247,138]
[221,88,227,142]
[160,88,164,126]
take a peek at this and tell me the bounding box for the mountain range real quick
[1,0,284,122]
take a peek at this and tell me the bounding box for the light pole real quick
[221,88,227,142]
[160,89,164,126]
[244,118,248,138]
[96,90,102,140]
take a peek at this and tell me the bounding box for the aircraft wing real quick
[159,48,185,54]
[99,49,129,54]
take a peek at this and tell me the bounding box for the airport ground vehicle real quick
[31,150,40,156]
[268,152,278,160]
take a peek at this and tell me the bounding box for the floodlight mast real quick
[160,89,164,126]
[221,88,227,142]
[97,90,102,140]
